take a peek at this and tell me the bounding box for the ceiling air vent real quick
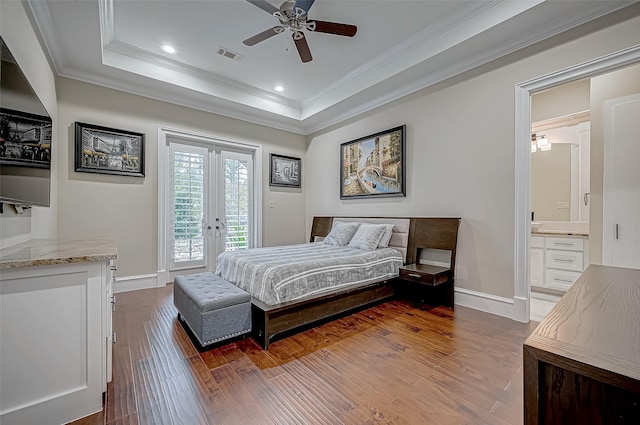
[217,46,244,62]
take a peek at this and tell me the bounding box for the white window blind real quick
[223,155,252,251]
[172,150,205,264]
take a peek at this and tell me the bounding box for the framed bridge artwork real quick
[340,125,406,199]
[74,122,144,177]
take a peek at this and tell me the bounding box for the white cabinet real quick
[530,234,589,291]
[530,236,545,287]
[603,94,640,269]
[0,256,114,425]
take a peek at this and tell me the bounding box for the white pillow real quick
[324,222,361,246]
[348,223,387,251]
[377,224,395,248]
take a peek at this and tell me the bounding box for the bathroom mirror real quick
[530,119,590,223]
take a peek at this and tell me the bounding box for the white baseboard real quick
[114,273,160,293]
[454,287,514,319]
[114,276,525,321]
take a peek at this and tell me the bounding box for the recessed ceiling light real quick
[274,85,284,92]
[161,44,176,54]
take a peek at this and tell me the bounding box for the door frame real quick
[513,44,640,322]
[157,126,263,286]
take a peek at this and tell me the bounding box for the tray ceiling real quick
[27,0,634,134]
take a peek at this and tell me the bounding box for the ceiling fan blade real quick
[310,20,357,37]
[294,0,315,14]
[243,26,284,46]
[293,33,312,63]
[246,0,278,15]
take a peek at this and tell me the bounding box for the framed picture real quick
[270,153,301,187]
[340,125,406,199]
[75,122,144,177]
[0,108,53,169]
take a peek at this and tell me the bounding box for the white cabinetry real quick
[0,242,115,425]
[603,94,640,269]
[530,235,589,291]
[530,236,545,287]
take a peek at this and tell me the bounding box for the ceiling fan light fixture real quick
[243,0,357,63]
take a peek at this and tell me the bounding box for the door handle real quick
[616,224,619,240]
[584,192,590,206]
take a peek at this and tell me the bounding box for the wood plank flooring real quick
[72,285,537,425]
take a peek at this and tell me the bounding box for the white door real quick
[603,93,640,269]
[168,141,255,272]
[215,150,254,256]
[169,142,211,271]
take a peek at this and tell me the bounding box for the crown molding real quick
[25,0,66,74]
[27,0,637,136]
[55,65,307,134]
[301,1,635,134]
[103,40,299,110]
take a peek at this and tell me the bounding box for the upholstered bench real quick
[173,272,251,347]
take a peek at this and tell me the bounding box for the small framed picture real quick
[269,153,301,188]
[74,122,144,177]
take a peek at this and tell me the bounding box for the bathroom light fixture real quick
[537,135,551,151]
[531,134,551,152]
[161,44,176,54]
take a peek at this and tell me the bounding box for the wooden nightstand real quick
[399,264,451,286]
[398,263,454,307]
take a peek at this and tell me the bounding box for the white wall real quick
[0,1,58,248]
[306,14,640,300]
[56,77,306,279]
[531,79,590,123]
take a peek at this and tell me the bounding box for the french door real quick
[168,139,255,272]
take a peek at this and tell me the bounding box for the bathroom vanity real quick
[530,222,589,292]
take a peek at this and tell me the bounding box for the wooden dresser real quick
[524,264,640,424]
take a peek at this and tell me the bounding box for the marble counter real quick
[531,221,589,237]
[0,239,117,269]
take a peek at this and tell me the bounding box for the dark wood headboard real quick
[309,216,461,268]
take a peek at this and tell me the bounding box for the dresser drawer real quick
[545,249,584,272]
[399,266,450,286]
[544,237,584,251]
[545,269,581,291]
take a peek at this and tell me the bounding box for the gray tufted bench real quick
[173,272,251,347]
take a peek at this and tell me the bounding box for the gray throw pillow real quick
[348,223,387,251]
[324,222,361,246]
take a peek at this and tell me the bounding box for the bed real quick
[216,216,459,348]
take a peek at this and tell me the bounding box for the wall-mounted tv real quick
[0,36,53,207]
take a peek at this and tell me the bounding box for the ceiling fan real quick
[243,0,357,63]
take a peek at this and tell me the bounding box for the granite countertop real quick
[531,229,589,237]
[0,239,118,269]
[531,221,589,237]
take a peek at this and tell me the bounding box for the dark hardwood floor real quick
[72,285,537,425]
